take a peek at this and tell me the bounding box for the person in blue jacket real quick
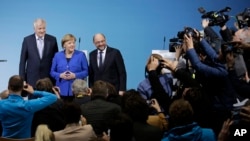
[0,75,57,139]
[50,34,88,101]
[162,99,216,141]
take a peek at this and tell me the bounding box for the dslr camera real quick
[177,27,196,39]
[221,42,243,56]
[236,8,250,29]
[198,7,231,26]
[169,27,195,52]
[169,37,182,52]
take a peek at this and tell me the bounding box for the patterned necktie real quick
[99,51,103,68]
[37,38,44,59]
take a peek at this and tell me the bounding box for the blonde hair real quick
[61,34,76,48]
[35,124,55,141]
[147,54,163,64]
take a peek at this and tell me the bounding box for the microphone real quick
[163,36,166,50]
[78,37,81,50]
[0,60,7,62]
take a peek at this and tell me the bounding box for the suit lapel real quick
[101,47,111,72]
[42,35,49,60]
[92,50,99,70]
[32,34,41,60]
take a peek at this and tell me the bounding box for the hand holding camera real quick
[147,56,160,71]
[240,105,250,123]
[148,99,162,113]
[23,82,34,94]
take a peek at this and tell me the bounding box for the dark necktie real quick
[99,51,103,68]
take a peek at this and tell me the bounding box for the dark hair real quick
[110,113,133,141]
[183,87,202,104]
[8,75,23,92]
[122,89,150,122]
[35,77,54,93]
[91,80,108,99]
[169,99,194,127]
[62,102,81,124]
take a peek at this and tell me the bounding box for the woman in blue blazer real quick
[50,34,88,101]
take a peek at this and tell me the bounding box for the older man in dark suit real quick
[89,33,127,95]
[19,18,58,87]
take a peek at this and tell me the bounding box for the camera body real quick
[236,8,250,29]
[177,27,196,39]
[169,37,182,52]
[221,42,243,56]
[169,27,195,52]
[198,7,231,26]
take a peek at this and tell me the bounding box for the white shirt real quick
[97,46,107,66]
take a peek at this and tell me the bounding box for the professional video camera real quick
[169,37,182,52]
[236,8,250,29]
[198,7,231,26]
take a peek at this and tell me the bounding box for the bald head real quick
[93,33,106,42]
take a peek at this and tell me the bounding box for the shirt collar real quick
[35,35,44,40]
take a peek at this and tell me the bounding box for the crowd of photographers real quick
[138,7,250,141]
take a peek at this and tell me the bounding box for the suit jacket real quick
[31,99,66,136]
[50,50,89,96]
[89,46,127,91]
[133,122,163,141]
[19,33,58,87]
[54,124,96,141]
[80,98,121,136]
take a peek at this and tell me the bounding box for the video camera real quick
[198,7,231,26]
[236,8,250,29]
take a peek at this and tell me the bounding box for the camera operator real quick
[202,19,222,54]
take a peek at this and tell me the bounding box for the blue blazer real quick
[19,33,58,87]
[50,50,88,96]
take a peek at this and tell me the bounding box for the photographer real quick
[219,17,249,79]
[0,75,57,139]
[183,30,243,135]
[138,54,172,114]
[202,18,222,54]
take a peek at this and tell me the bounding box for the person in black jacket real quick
[31,78,65,136]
